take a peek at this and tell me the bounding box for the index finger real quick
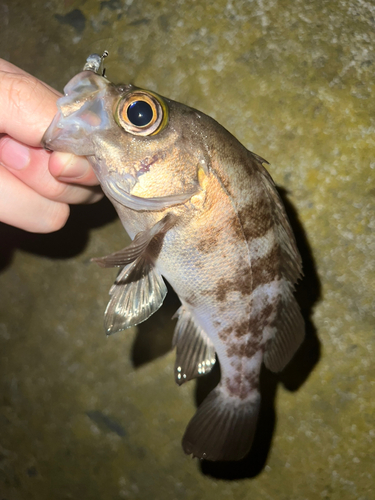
[0,59,59,94]
[0,59,61,147]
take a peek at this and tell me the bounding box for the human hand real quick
[0,59,103,233]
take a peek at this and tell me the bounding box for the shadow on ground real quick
[0,196,117,272]
[131,281,180,367]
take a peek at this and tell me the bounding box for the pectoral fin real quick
[92,213,177,268]
[92,214,177,335]
[104,260,167,335]
[172,306,216,385]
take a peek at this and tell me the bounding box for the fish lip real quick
[107,169,136,192]
[41,107,96,156]
[42,71,114,156]
[41,110,64,150]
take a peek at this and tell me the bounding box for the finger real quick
[0,59,60,94]
[48,151,100,187]
[0,136,103,205]
[0,165,70,233]
[0,67,61,146]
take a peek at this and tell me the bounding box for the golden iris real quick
[116,90,168,136]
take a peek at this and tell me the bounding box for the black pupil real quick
[127,100,153,127]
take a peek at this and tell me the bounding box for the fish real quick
[42,53,304,461]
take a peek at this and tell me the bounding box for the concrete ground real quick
[0,0,374,499]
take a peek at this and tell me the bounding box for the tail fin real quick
[182,387,260,461]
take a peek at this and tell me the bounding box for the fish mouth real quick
[105,175,200,211]
[42,70,113,156]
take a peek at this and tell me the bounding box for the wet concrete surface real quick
[0,0,374,498]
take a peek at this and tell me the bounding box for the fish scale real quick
[42,53,304,461]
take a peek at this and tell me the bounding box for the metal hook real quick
[83,50,109,76]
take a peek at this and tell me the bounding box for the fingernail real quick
[0,138,30,170]
[54,152,90,180]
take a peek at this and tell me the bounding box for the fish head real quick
[43,62,207,210]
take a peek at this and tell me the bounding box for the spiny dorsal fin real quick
[263,281,304,372]
[173,306,216,386]
[258,167,302,284]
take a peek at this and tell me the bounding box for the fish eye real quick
[127,101,153,127]
[116,90,168,136]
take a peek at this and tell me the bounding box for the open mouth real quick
[42,71,112,156]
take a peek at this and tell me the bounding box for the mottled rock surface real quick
[0,0,374,498]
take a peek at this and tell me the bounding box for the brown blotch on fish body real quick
[218,325,234,341]
[247,302,277,337]
[238,199,275,242]
[233,319,250,339]
[214,277,233,302]
[227,214,246,241]
[196,229,220,254]
[209,266,252,304]
[251,245,281,287]
[225,371,259,399]
[226,337,261,359]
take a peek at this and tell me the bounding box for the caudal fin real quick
[182,387,260,461]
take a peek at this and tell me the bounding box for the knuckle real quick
[39,203,70,233]
[5,73,40,112]
[37,166,73,201]
[3,72,48,124]
[86,190,104,204]
[46,181,70,201]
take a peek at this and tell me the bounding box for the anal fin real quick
[172,306,216,385]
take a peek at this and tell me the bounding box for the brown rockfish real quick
[43,53,304,461]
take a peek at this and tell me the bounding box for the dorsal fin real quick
[258,167,302,284]
[250,165,304,370]
[263,281,304,372]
